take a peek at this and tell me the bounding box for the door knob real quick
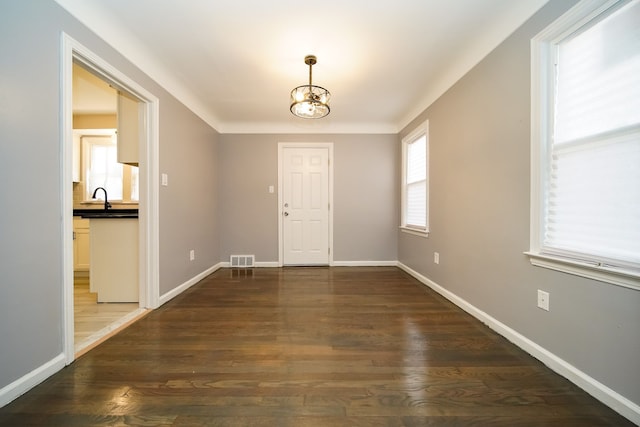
[283,212,289,216]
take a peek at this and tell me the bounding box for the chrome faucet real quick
[91,187,111,210]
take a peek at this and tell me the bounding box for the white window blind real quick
[543,0,640,270]
[404,134,427,230]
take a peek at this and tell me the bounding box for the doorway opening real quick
[278,142,334,266]
[61,33,160,364]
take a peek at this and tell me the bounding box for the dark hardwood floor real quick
[0,267,633,426]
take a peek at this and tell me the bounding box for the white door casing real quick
[61,33,160,364]
[278,143,333,266]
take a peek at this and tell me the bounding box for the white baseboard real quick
[397,262,640,425]
[0,353,66,407]
[218,261,280,268]
[332,260,399,267]
[255,261,280,267]
[219,261,399,268]
[158,262,224,306]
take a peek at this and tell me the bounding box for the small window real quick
[401,120,429,236]
[81,131,139,203]
[528,0,640,289]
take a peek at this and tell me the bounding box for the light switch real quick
[161,173,168,186]
[268,185,274,194]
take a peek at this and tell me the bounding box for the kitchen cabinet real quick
[73,217,90,272]
[90,218,139,303]
[72,132,81,182]
[116,91,140,166]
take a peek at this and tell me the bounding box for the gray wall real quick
[0,0,64,389]
[399,0,640,405]
[218,134,398,263]
[159,101,220,295]
[0,0,219,388]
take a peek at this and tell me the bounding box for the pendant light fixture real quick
[290,55,331,119]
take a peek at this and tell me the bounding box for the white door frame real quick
[61,33,160,364]
[277,142,334,266]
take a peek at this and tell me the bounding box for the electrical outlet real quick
[537,290,549,311]
[434,252,440,264]
[189,249,195,261]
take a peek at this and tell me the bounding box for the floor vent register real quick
[230,255,255,268]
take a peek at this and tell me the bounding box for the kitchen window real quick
[401,119,429,236]
[82,131,139,203]
[528,0,640,290]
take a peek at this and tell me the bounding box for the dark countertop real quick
[73,208,138,219]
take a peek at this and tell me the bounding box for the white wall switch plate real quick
[434,252,440,264]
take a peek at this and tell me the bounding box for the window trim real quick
[400,119,429,237]
[525,251,640,291]
[527,0,640,291]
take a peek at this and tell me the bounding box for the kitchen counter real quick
[74,208,138,218]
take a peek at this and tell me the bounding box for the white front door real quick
[281,145,331,265]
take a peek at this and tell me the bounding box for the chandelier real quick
[290,55,331,119]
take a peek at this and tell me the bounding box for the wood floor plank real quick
[74,276,139,350]
[0,267,633,426]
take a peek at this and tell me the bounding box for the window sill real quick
[525,251,640,292]
[400,226,429,238]
[79,200,139,205]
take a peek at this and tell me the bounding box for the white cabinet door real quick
[116,91,140,166]
[73,132,81,182]
[73,217,90,271]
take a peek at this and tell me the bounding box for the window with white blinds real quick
[529,0,640,289]
[401,121,428,234]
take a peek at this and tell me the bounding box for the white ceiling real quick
[56,0,549,134]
